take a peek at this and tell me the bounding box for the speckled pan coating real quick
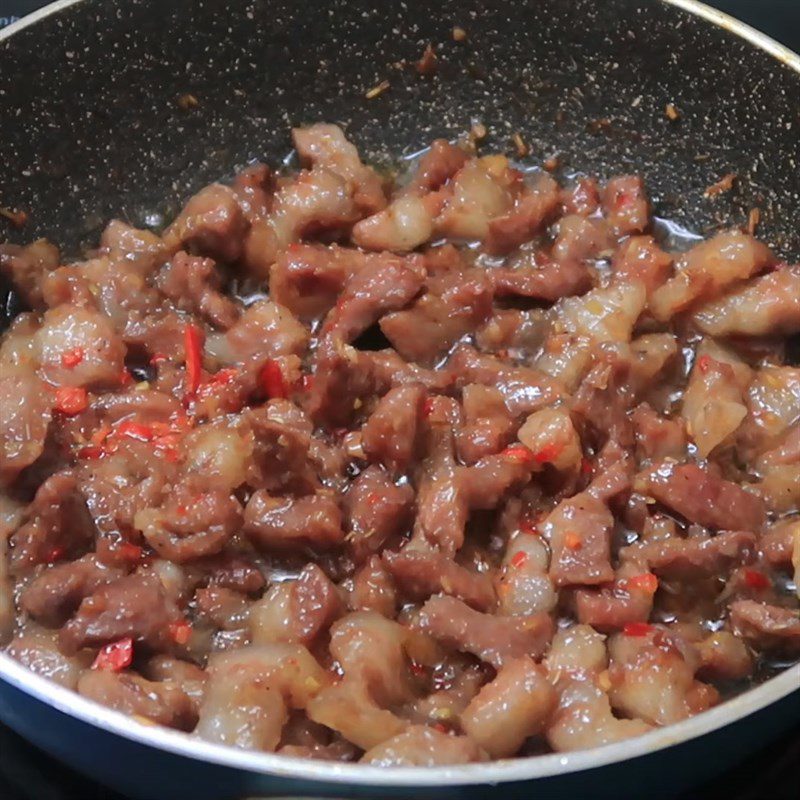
[0,0,799,283]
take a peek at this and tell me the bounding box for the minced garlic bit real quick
[135,381,150,392]
[0,206,28,227]
[452,26,467,42]
[176,93,199,110]
[747,207,761,235]
[365,80,390,100]
[665,102,681,121]
[470,122,487,141]
[704,172,737,198]
[416,43,437,76]
[512,132,529,158]
[597,669,612,692]
[431,706,454,720]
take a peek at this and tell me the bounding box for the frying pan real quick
[0,1,799,798]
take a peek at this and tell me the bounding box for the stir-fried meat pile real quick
[1,124,799,765]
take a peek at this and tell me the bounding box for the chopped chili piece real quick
[743,569,770,590]
[623,622,654,637]
[510,551,529,569]
[261,359,288,399]
[116,422,155,442]
[183,324,205,396]
[409,661,427,677]
[60,347,84,368]
[0,206,27,227]
[696,355,712,374]
[627,573,659,594]
[118,542,144,561]
[77,445,105,460]
[92,638,134,672]
[44,546,64,563]
[519,517,539,536]
[118,369,133,386]
[533,441,564,464]
[564,531,582,550]
[169,620,193,645]
[300,374,315,392]
[580,457,593,476]
[422,396,436,418]
[502,444,534,464]
[149,352,167,365]
[53,386,88,416]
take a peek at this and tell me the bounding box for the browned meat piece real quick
[343,466,414,563]
[0,372,52,483]
[696,631,753,682]
[693,264,800,337]
[20,555,123,627]
[362,725,487,766]
[544,492,615,587]
[36,304,127,389]
[250,563,343,646]
[270,244,352,322]
[561,177,600,217]
[243,491,344,552]
[197,557,263,597]
[623,531,757,579]
[650,229,774,322]
[460,656,556,758]
[602,175,649,236]
[415,595,553,668]
[729,600,800,653]
[10,472,94,572]
[367,349,454,394]
[321,252,425,344]
[100,220,168,275]
[574,576,655,632]
[163,184,248,263]
[60,573,181,655]
[292,123,386,215]
[612,235,672,295]
[572,355,635,448]
[485,173,561,254]
[644,463,766,532]
[383,549,496,611]
[195,586,251,631]
[490,258,591,302]
[632,403,687,463]
[78,670,197,731]
[380,269,492,366]
[212,299,308,366]
[456,384,515,465]
[156,251,240,329]
[0,239,60,308]
[348,556,397,617]
[448,344,563,416]
[361,384,425,474]
[406,139,468,193]
[608,628,719,725]
[760,521,798,566]
[135,489,242,563]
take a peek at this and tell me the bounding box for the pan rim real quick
[1,0,799,788]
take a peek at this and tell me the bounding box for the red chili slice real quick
[532,441,564,464]
[627,573,659,594]
[169,620,193,646]
[743,569,770,590]
[260,359,288,399]
[116,421,155,442]
[91,637,134,672]
[183,324,205,396]
[510,551,529,569]
[60,347,84,368]
[502,444,534,464]
[623,622,654,637]
[53,386,88,416]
